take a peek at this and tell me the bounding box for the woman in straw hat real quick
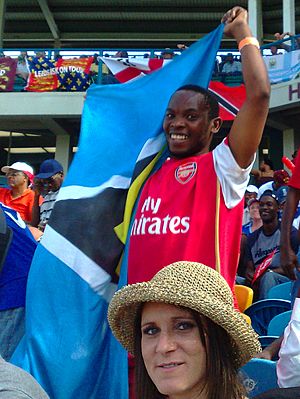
[108,261,260,399]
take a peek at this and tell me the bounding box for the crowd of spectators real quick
[0,159,64,241]
[235,150,300,399]
[0,159,64,364]
[237,155,300,300]
[1,31,299,93]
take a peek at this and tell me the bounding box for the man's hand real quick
[221,5,270,169]
[32,178,44,197]
[221,6,248,38]
[280,187,300,279]
[245,269,254,285]
[245,260,255,285]
[281,248,298,280]
[255,348,273,361]
[255,336,283,361]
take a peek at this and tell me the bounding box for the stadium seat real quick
[234,285,254,312]
[244,299,291,335]
[241,313,252,325]
[267,281,292,301]
[241,358,278,398]
[267,310,292,337]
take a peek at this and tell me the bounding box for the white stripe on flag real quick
[56,175,131,202]
[208,87,239,115]
[136,133,166,162]
[100,57,152,73]
[42,225,117,300]
[100,57,171,81]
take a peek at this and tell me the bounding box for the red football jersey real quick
[128,140,246,290]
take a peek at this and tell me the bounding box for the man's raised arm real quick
[222,7,270,169]
[281,152,300,279]
[280,187,300,279]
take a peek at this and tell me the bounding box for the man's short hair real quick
[175,84,219,120]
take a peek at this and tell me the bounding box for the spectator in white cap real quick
[31,159,64,232]
[242,185,259,225]
[242,198,262,236]
[0,162,35,223]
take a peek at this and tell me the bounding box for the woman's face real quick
[141,302,207,399]
[249,202,260,220]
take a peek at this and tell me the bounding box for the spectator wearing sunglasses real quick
[31,159,64,232]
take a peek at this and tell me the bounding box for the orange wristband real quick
[238,37,260,52]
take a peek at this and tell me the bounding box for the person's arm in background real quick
[245,259,255,286]
[237,234,248,277]
[277,287,300,388]
[280,187,300,279]
[31,194,40,228]
[244,233,256,284]
[275,32,291,40]
[31,180,43,228]
[250,169,261,177]
[255,336,283,361]
[274,32,292,52]
[281,150,300,279]
[222,7,270,169]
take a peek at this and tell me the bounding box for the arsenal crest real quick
[175,162,197,184]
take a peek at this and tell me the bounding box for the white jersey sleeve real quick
[277,298,300,388]
[213,138,255,209]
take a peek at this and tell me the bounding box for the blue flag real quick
[0,203,36,311]
[12,24,224,399]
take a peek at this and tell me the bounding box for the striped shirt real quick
[39,191,59,229]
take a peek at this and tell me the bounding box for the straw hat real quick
[108,261,260,368]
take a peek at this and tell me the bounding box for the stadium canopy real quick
[1,0,299,50]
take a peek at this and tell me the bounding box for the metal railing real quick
[1,36,299,91]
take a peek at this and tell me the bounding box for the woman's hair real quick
[134,305,246,399]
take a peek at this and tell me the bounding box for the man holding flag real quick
[126,6,270,291]
[12,6,269,399]
[122,7,270,395]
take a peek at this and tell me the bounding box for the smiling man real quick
[127,7,270,291]
[245,192,298,299]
